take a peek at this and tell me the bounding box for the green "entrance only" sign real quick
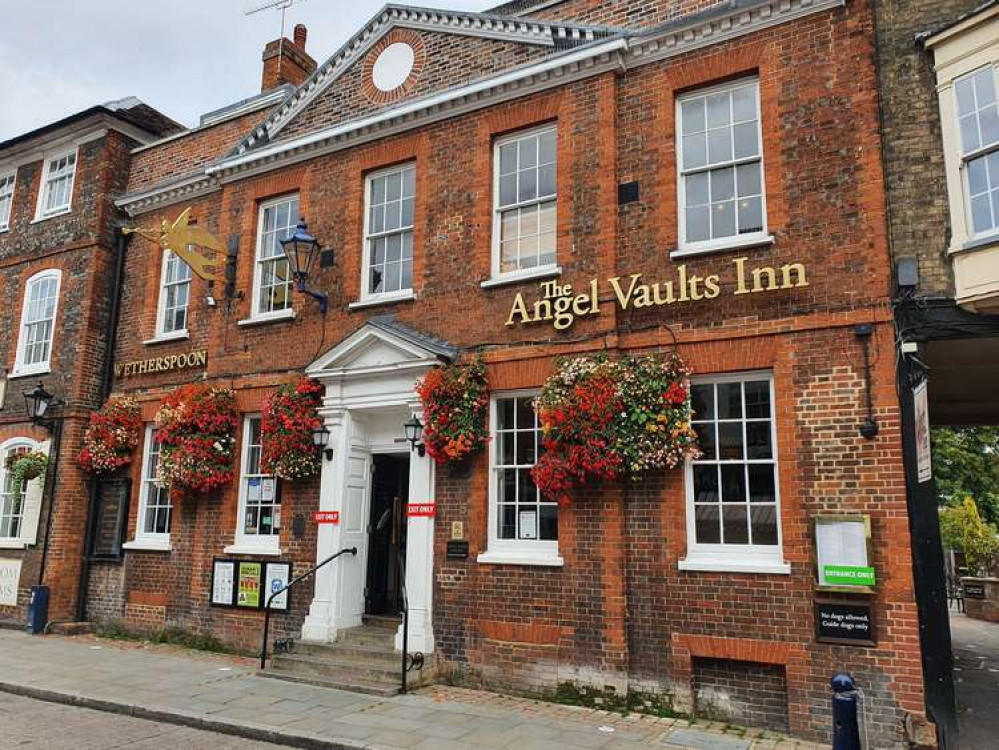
[823,565,876,587]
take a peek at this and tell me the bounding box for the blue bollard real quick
[831,673,862,750]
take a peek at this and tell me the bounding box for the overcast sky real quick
[0,0,499,141]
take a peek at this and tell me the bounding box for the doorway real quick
[365,453,409,617]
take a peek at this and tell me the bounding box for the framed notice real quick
[0,559,22,607]
[814,515,875,591]
[210,559,237,607]
[88,477,132,560]
[914,381,932,483]
[236,561,263,608]
[815,600,875,646]
[263,562,292,611]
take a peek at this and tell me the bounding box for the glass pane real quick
[401,197,414,227]
[693,465,718,503]
[682,133,707,170]
[706,92,730,128]
[721,464,746,502]
[499,143,517,175]
[500,174,517,207]
[519,137,537,169]
[519,168,537,203]
[744,381,770,418]
[385,172,402,202]
[955,76,977,117]
[499,398,515,430]
[516,429,536,465]
[732,85,756,122]
[401,258,413,291]
[694,423,716,460]
[402,167,415,197]
[723,506,749,544]
[748,464,776,503]
[961,114,981,153]
[686,172,709,206]
[384,262,400,292]
[738,197,763,234]
[751,505,778,545]
[539,129,557,164]
[539,504,558,541]
[695,504,720,544]
[712,200,735,238]
[686,207,710,243]
[499,503,516,539]
[515,397,535,430]
[711,167,735,202]
[520,204,539,236]
[539,164,556,198]
[499,469,516,504]
[517,470,538,506]
[981,106,999,147]
[972,194,993,233]
[691,384,714,420]
[746,422,772,460]
[717,383,742,419]
[733,122,759,159]
[386,234,402,262]
[975,68,997,107]
[718,423,744,460]
[708,128,733,164]
[681,98,706,135]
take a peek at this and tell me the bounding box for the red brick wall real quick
[497,0,732,28]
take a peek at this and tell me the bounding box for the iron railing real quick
[396,545,424,694]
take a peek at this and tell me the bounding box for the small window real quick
[136,426,172,540]
[157,250,192,337]
[363,163,415,300]
[0,441,33,539]
[37,150,77,219]
[682,372,787,573]
[0,171,15,231]
[14,269,61,375]
[677,79,767,252]
[492,126,558,277]
[955,66,999,237]
[253,195,298,317]
[237,416,281,544]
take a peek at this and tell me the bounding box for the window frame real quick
[360,162,417,304]
[679,370,789,575]
[228,414,282,556]
[489,123,560,284]
[250,193,299,322]
[126,425,173,551]
[154,249,193,340]
[0,438,37,542]
[478,389,563,567]
[13,268,62,377]
[955,64,999,242]
[0,168,16,231]
[33,148,78,221]
[674,77,772,257]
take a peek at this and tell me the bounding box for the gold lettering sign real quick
[114,350,208,379]
[123,207,224,282]
[506,257,809,330]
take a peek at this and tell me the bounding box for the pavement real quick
[950,612,999,749]
[0,629,828,750]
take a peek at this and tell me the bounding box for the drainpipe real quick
[74,226,130,622]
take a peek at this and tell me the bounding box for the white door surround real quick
[301,319,451,654]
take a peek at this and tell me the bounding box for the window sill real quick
[671,234,775,259]
[9,365,51,379]
[0,539,27,550]
[123,539,172,553]
[678,554,790,575]
[237,309,296,327]
[223,543,282,557]
[481,265,562,289]
[349,291,416,310]
[31,208,72,224]
[143,331,190,346]
[958,232,999,253]
[477,551,564,567]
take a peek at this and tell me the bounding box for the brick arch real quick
[361,29,428,106]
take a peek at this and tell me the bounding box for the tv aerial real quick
[245,0,306,41]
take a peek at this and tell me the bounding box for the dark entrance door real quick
[365,454,409,616]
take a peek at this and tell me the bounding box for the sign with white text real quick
[314,511,340,524]
[407,503,436,518]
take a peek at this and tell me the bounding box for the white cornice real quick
[116,173,219,216]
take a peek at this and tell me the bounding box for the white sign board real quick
[0,559,22,606]
[914,381,932,483]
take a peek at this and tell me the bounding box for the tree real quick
[931,427,999,525]
[939,498,999,576]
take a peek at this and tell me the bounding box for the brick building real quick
[88,1,929,745]
[0,100,180,625]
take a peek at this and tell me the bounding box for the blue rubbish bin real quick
[26,585,49,634]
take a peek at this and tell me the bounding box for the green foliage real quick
[552,681,684,719]
[5,451,48,501]
[939,497,999,576]
[932,427,999,525]
[95,621,238,655]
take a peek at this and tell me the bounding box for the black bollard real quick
[831,672,862,750]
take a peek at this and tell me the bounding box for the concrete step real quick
[270,653,401,684]
[290,642,401,669]
[362,615,401,630]
[260,668,401,697]
[336,627,397,649]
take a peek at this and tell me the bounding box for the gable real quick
[307,318,454,378]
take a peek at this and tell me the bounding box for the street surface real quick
[951,612,999,749]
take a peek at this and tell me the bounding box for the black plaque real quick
[446,540,470,560]
[964,583,987,600]
[88,477,131,560]
[815,601,875,646]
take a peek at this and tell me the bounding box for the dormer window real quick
[35,149,77,220]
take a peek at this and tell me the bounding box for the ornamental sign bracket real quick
[123,207,224,282]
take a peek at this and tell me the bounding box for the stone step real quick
[270,653,400,685]
[260,668,400,697]
[291,641,401,668]
[336,627,397,648]
[362,615,401,630]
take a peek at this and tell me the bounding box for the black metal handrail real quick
[259,546,357,670]
[395,544,425,694]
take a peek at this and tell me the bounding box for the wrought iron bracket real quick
[406,651,425,672]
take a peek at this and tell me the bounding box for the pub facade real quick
[91,0,928,745]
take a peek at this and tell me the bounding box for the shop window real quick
[676,78,769,254]
[479,392,562,566]
[130,426,172,549]
[362,163,415,301]
[231,415,281,554]
[0,441,33,540]
[13,269,61,376]
[956,65,999,238]
[252,194,298,319]
[491,125,558,280]
[35,149,77,220]
[0,170,15,231]
[156,250,192,338]
[680,372,789,574]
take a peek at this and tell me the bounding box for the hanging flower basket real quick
[415,357,490,465]
[154,385,238,494]
[5,451,48,502]
[532,353,700,506]
[261,377,323,481]
[78,397,142,475]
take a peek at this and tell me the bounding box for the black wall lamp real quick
[23,381,63,432]
[855,324,879,440]
[404,416,426,457]
[281,217,329,314]
[312,424,334,461]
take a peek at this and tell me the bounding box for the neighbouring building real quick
[0,99,180,625]
[83,1,933,746]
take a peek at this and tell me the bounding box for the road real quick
[951,612,999,749]
[0,693,294,750]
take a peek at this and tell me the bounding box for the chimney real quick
[261,23,317,92]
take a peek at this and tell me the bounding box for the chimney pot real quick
[294,24,308,51]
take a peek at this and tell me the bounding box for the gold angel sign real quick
[124,207,224,281]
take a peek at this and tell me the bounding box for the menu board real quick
[211,559,236,607]
[264,562,292,611]
[236,562,262,608]
[815,516,875,589]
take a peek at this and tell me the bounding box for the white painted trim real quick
[678,555,790,574]
[250,193,299,319]
[0,167,16,232]
[154,249,192,340]
[0,437,40,544]
[670,234,775,260]
[237,308,297,327]
[12,269,62,377]
[481,264,562,289]
[32,147,78,222]
[359,162,417,303]
[122,539,172,553]
[132,425,172,547]
[477,551,564,567]
[143,331,190,346]
[348,291,416,310]
[223,544,282,556]
[232,414,281,552]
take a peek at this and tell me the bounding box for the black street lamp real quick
[312,424,333,461]
[280,217,329,314]
[404,415,426,457]
[23,381,60,429]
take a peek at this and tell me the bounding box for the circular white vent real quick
[372,43,415,93]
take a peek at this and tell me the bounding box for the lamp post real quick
[404,415,426,458]
[280,217,329,314]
